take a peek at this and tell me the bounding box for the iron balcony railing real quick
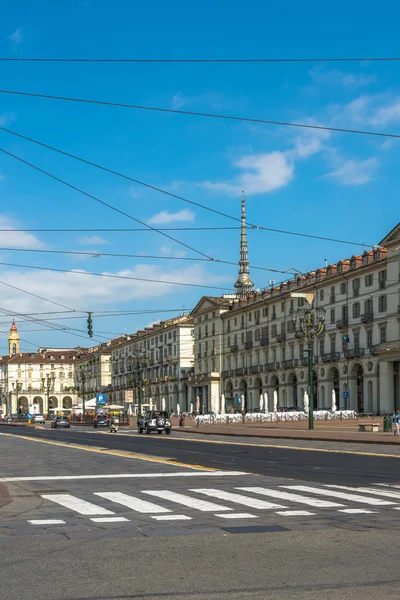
[322,351,341,362]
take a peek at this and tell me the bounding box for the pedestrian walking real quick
[393,410,400,436]
[179,413,185,428]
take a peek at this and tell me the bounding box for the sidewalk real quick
[172,416,400,445]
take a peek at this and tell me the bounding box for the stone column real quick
[379,361,394,413]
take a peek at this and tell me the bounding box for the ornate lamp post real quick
[41,374,53,416]
[291,298,325,430]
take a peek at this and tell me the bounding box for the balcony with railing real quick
[361,311,374,324]
[367,345,379,355]
[322,351,340,362]
[244,340,253,349]
[265,362,279,371]
[235,367,247,376]
[336,318,348,329]
[345,347,365,358]
[277,334,286,343]
[353,288,360,297]
[230,344,239,352]
[260,336,269,346]
[249,365,260,374]
[281,359,294,369]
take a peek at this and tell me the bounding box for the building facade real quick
[217,223,400,414]
[74,338,124,402]
[110,314,194,413]
[0,321,80,414]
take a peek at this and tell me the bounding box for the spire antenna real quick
[234,192,254,298]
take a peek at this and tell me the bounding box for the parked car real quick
[32,414,45,424]
[51,415,70,428]
[138,411,171,435]
[94,415,109,428]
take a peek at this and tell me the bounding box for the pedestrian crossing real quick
[27,483,400,527]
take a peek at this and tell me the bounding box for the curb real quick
[179,427,400,446]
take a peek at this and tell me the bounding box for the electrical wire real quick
[1,89,399,140]
[0,246,298,275]
[0,146,213,261]
[0,278,82,312]
[0,126,375,247]
[0,226,242,232]
[0,260,234,291]
[0,56,399,63]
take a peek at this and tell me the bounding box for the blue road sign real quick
[343,391,349,399]
[237,398,242,404]
[9,405,12,410]
[27,413,32,418]
[96,393,107,405]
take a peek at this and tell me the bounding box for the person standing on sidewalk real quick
[393,410,400,436]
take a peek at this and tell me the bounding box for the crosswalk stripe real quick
[28,519,66,525]
[237,487,344,508]
[143,490,232,512]
[338,509,377,514]
[41,494,115,515]
[191,489,286,510]
[276,511,316,516]
[327,485,400,500]
[214,513,258,519]
[282,486,395,506]
[90,517,130,523]
[151,515,192,521]
[95,492,171,514]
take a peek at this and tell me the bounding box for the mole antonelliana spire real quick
[234,192,254,297]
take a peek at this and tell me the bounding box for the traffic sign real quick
[96,393,107,405]
[9,405,12,410]
[343,391,349,399]
[27,413,32,419]
[237,398,242,404]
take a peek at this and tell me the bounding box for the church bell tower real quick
[8,320,20,355]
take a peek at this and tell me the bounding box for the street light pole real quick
[291,300,325,431]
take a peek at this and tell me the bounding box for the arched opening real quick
[351,363,364,413]
[253,377,262,410]
[238,379,247,412]
[287,372,298,408]
[18,396,29,414]
[182,383,189,412]
[63,396,72,409]
[48,396,58,413]
[33,396,43,413]
[224,380,234,412]
[270,375,279,409]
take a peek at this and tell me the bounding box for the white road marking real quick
[283,485,396,506]
[237,487,344,508]
[275,510,316,516]
[27,519,66,525]
[41,494,115,515]
[338,509,377,514]
[327,485,400,500]
[214,513,258,519]
[95,492,171,514]
[90,517,130,523]
[0,471,247,482]
[151,515,192,521]
[143,490,232,512]
[392,507,400,511]
[192,489,286,510]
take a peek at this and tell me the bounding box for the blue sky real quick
[0,0,399,351]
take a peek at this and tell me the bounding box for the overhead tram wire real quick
[0,56,400,63]
[0,126,374,247]
[0,278,85,312]
[0,261,235,291]
[0,226,243,232]
[0,246,301,275]
[0,147,213,262]
[1,89,400,140]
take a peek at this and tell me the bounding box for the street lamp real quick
[130,353,147,421]
[290,298,325,430]
[76,370,86,418]
[41,374,53,416]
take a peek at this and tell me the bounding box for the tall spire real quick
[234,192,254,297]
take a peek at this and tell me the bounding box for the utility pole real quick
[77,370,86,419]
[290,295,325,430]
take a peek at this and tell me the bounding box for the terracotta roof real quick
[0,350,80,364]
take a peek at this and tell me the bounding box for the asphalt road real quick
[3,425,400,486]
[2,427,400,600]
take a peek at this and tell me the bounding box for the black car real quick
[138,411,171,435]
[51,416,70,428]
[94,415,109,428]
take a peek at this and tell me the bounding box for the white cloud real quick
[0,215,43,249]
[200,151,294,196]
[290,118,332,159]
[322,157,378,186]
[148,209,195,224]
[78,236,110,245]
[7,27,23,46]
[0,263,228,314]
[309,67,376,88]
[370,98,400,126]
